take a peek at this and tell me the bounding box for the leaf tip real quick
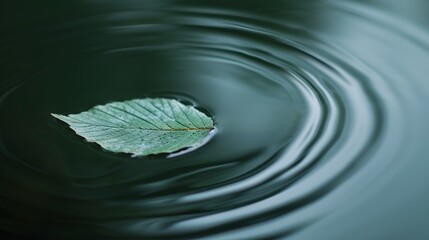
[51,113,68,122]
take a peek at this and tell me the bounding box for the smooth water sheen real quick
[1,0,429,239]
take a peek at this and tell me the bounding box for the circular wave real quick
[1,1,427,239]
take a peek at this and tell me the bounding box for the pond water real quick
[1,0,429,239]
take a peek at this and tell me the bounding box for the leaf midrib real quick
[73,124,213,131]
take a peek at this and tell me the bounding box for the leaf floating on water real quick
[52,98,215,157]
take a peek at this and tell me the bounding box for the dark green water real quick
[1,0,429,239]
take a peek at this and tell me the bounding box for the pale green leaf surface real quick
[52,98,214,157]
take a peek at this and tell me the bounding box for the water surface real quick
[1,0,429,239]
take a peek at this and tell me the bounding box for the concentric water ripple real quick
[1,1,429,239]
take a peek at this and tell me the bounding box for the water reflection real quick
[1,0,429,239]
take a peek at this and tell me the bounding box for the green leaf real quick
[52,98,215,157]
